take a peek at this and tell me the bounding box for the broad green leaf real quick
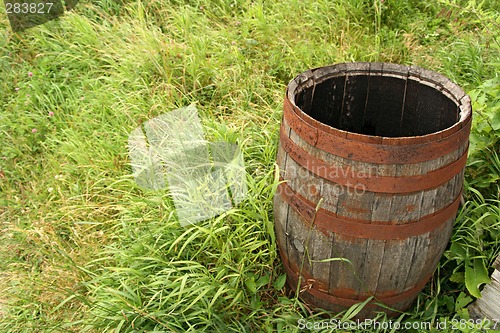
[456,308,470,320]
[256,275,270,289]
[450,271,465,283]
[278,296,293,305]
[273,274,287,290]
[455,292,473,310]
[245,279,257,294]
[465,259,490,298]
[491,111,500,131]
[442,295,455,312]
[449,243,467,260]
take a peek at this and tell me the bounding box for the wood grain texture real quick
[468,255,500,321]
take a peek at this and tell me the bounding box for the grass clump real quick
[1,0,499,332]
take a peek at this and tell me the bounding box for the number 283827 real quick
[6,2,54,14]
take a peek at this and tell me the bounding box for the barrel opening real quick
[295,74,460,137]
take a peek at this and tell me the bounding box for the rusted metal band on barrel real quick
[276,181,461,240]
[280,125,468,194]
[280,249,432,307]
[283,96,472,165]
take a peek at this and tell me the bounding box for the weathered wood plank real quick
[308,174,335,293]
[392,162,424,223]
[288,132,323,204]
[391,237,419,294]
[401,235,431,290]
[319,178,341,215]
[273,191,289,265]
[275,119,292,279]
[376,237,418,295]
[331,234,367,297]
[390,192,425,223]
[360,239,385,293]
[285,205,314,284]
[372,76,407,137]
[371,163,396,221]
[311,75,346,128]
[342,74,369,133]
[309,229,333,293]
[468,255,500,321]
[419,216,454,283]
[420,140,461,217]
[336,186,374,220]
[333,183,372,296]
[276,142,287,181]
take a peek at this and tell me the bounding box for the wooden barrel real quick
[274,62,472,318]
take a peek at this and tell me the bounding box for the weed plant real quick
[0,0,499,332]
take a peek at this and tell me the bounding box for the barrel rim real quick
[286,62,472,145]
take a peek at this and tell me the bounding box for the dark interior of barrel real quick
[295,74,460,137]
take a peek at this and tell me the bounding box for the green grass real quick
[0,0,499,332]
